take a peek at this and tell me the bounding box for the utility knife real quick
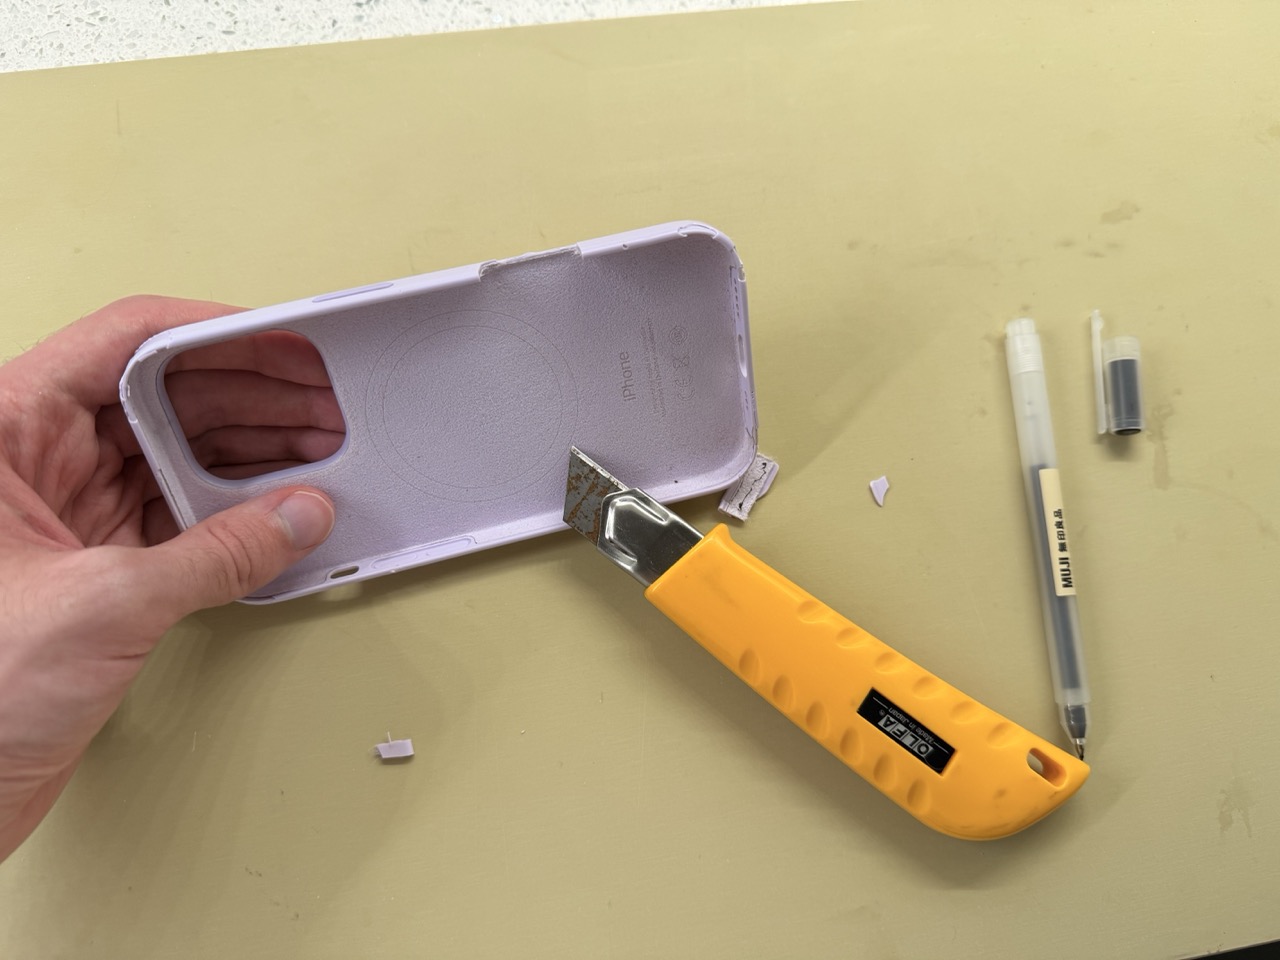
[563,447,1089,840]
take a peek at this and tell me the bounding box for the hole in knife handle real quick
[329,565,360,580]
[1026,748,1067,787]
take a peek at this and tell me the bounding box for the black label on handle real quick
[858,689,955,774]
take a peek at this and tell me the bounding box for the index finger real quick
[164,329,335,387]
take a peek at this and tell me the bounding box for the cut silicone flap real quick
[718,453,778,520]
[121,222,758,602]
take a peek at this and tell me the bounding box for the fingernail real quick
[276,491,335,549]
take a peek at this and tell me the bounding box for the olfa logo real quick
[877,714,935,760]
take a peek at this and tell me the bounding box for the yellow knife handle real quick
[644,525,1089,840]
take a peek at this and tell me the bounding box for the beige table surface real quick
[2,2,1279,957]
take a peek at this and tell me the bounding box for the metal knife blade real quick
[563,446,625,545]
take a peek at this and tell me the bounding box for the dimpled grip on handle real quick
[643,525,1089,840]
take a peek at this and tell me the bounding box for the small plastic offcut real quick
[869,475,890,507]
[375,734,414,760]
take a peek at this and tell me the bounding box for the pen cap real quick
[1090,311,1145,437]
[1100,335,1144,436]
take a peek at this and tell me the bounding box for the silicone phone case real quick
[120,222,757,602]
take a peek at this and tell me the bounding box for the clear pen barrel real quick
[1005,320,1090,714]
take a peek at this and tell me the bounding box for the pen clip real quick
[1090,310,1107,436]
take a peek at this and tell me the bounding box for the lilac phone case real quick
[121,222,757,602]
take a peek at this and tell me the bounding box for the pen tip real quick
[1072,740,1086,761]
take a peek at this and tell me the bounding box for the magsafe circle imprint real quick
[366,311,578,502]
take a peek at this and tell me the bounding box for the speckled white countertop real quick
[1,0,831,73]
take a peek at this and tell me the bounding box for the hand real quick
[0,295,342,861]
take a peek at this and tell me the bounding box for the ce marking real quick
[671,351,693,401]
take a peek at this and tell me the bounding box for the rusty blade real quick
[563,446,626,545]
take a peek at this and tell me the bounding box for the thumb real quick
[142,487,335,617]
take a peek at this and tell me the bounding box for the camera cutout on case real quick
[159,329,349,484]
